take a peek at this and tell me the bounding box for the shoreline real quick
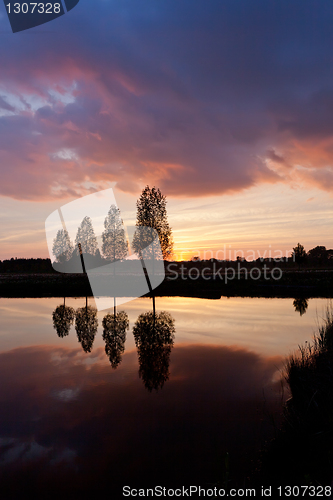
[1,270,332,299]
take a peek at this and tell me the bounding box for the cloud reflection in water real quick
[0,343,284,497]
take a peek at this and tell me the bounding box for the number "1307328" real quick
[6,3,61,14]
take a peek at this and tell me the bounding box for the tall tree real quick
[75,302,98,353]
[75,216,98,256]
[134,186,173,260]
[52,302,75,337]
[52,229,74,263]
[133,310,175,392]
[292,243,306,270]
[102,310,129,369]
[102,205,128,261]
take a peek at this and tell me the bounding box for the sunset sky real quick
[1,0,333,260]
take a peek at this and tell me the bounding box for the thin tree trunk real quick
[78,243,86,274]
[153,295,156,333]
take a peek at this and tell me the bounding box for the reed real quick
[254,304,333,487]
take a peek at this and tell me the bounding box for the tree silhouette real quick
[102,205,128,262]
[292,243,306,270]
[132,225,163,269]
[75,301,98,353]
[133,309,175,392]
[307,246,328,265]
[52,301,75,337]
[134,186,173,260]
[102,310,129,368]
[75,216,98,256]
[52,229,74,263]
[293,297,309,316]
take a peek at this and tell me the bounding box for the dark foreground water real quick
[0,296,328,498]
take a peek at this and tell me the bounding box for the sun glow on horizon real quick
[1,182,333,261]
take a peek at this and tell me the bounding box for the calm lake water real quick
[0,296,329,497]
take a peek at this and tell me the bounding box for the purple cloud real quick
[0,0,332,199]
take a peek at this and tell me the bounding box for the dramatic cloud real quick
[1,0,333,199]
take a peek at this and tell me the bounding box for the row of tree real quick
[52,294,307,395]
[52,186,173,265]
[52,298,175,392]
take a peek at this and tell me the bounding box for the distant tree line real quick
[3,243,333,274]
[0,258,54,274]
[188,244,333,268]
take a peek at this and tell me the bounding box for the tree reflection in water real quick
[293,297,309,316]
[133,307,175,392]
[102,310,129,368]
[52,299,75,338]
[75,299,98,353]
